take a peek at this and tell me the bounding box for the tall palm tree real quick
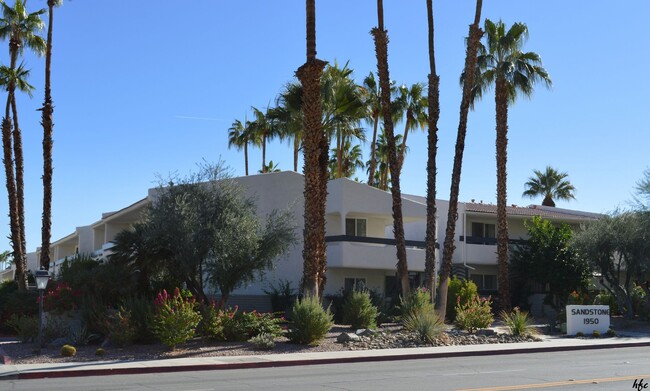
[396,82,428,171]
[39,0,61,271]
[372,0,409,295]
[329,140,364,179]
[468,19,552,310]
[228,118,248,175]
[523,166,575,207]
[438,0,483,319]
[297,0,328,297]
[0,64,32,290]
[424,0,440,304]
[0,0,45,290]
[274,81,303,172]
[369,131,404,191]
[250,106,280,173]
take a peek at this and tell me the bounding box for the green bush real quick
[500,307,536,337]
[6,313,38,343]
[42,314,69,343]
[121,295,156,344]
[286,296,333,345]
[593,291,619,315]
[103,307,137,347]
[454,296,494,333]
[248,333,275,350]
[60,344,76,357]
[447,277,478,321]
[343,290,378,329]
[95,348,106,356]
[200,304,283,341]
[150,288,202,350]
[592,330,601,338]
[402,310,444,343]
[0,287,38,333]
[79,296,108,335]
[400,287,433,320]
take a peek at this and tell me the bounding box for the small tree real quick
[511,216,591,309]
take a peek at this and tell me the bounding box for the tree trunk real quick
[398,116,411,172]
[40,1,55,271]
[336,130,342,178]
[367,114,379,185]
[299,0,328,298]
[262,134,267,173]
[373,0,409,296]
[542,194,555,207]
[11,92,27,288]
[437,0,483,319]
[495,76,510,311]
[293,136,299,172]
[424,0,440,305]
[244,143,249,175]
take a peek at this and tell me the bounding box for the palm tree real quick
[438,0,483,319]
[228,117,257,176]
[250,106,280,173]
[523,166,575,207]
[274,81,303,172]
[424,0,440,303]
[372,0,409,295]
[259,160,281,173]
[395,82,427,171]
[296,0,328,297]
[369,131,404,191]
[0,0,45,290]
[0,63,34,291]
[40,0,61,271]
[329,140,364,179]
[468,19,552,310]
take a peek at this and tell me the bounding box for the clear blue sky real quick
[2,1,649,254]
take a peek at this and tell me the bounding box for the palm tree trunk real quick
[262,133,267,173]
[438,0,483,319]
[336,130,342,178]
[40,0,55,271]
[367,114,379,185]
[298,0,328,298]
[495,76,510,311]
[11,93,27,288]
[398,117,411,172]
[293,137,299,172]
[373,0,409,296]
[424,0,440,305]
[244,142,249,175]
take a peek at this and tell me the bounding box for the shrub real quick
[60,344,76,357]
[455,296,494,333]
[500,307,536,337]
[592,330,601,338]
[286,296,333,345]
[103,307,137,347]
[150,288,202,350]
[576,331,585,337]
[41,282,80,314]
[42,315,69,343]
[79,296,108,335]
[446,277,478,321]
[402,310,444,343]
[0,286,38,333]
[248,333,275,350]
[200,304,283,341]
[68,325,97,346]
[263,279,296,314]
[121,295,156,344]
[343,290,378,329]
[400,287,433,320]
[607,328,616,337]
[6,314,38,343]
[593,291,619,315]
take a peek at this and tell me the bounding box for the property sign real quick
[566,305,610,335]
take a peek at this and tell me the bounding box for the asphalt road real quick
[3,347,650,390]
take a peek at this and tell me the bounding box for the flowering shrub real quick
[40,282,80,314]
[150,288,202,350]
[454,296,494,333]
[200,302,283,341]
[103,307,137,347]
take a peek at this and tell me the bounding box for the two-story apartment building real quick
[27,171,599,309]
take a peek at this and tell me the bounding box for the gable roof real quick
[464,202,601,221]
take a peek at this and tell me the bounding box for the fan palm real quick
[40,0,62,271]
[466,19,552,310]
[523,166,575,207]
[395,83,427,171]
[228,117,258,176]
[250,106,282,173]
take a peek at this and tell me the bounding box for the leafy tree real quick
[511,216,590,309]
[0,0,46,291]
[573,211,650,319]
[40,0,62,271]
[466,19,552,310]
[113,164,296,306]
[523,166,576,207]
[296,0,328,298]
[438,0,483,319]
[372,0,410,295]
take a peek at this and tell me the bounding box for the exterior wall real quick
[326,242,425,271]
[325,268,391,296]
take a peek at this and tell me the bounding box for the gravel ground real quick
[0,324,541,365]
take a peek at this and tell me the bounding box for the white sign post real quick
[566,305,610,335]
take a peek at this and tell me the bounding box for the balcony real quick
[325,235,427,271]
[460,236,528,265]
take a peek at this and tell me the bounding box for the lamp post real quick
[35,269,49,355]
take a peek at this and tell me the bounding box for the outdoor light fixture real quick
[35,268,49,355]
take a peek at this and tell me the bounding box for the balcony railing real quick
[325,235,437,249]
[460,236,527,246]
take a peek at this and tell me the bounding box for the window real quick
[470,274,497,291]
[344,277,367,292]
[345,218,367,237]
[471,222,495,238]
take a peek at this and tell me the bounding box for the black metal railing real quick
[325,235,437,249]
[459,236,527,246]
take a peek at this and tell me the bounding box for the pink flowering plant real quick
[454,295,494,333]
[39,282,80,314]
[150,288,202,350]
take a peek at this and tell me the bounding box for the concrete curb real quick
[4,340,650,380]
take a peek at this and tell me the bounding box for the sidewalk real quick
[2,332,650,380]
